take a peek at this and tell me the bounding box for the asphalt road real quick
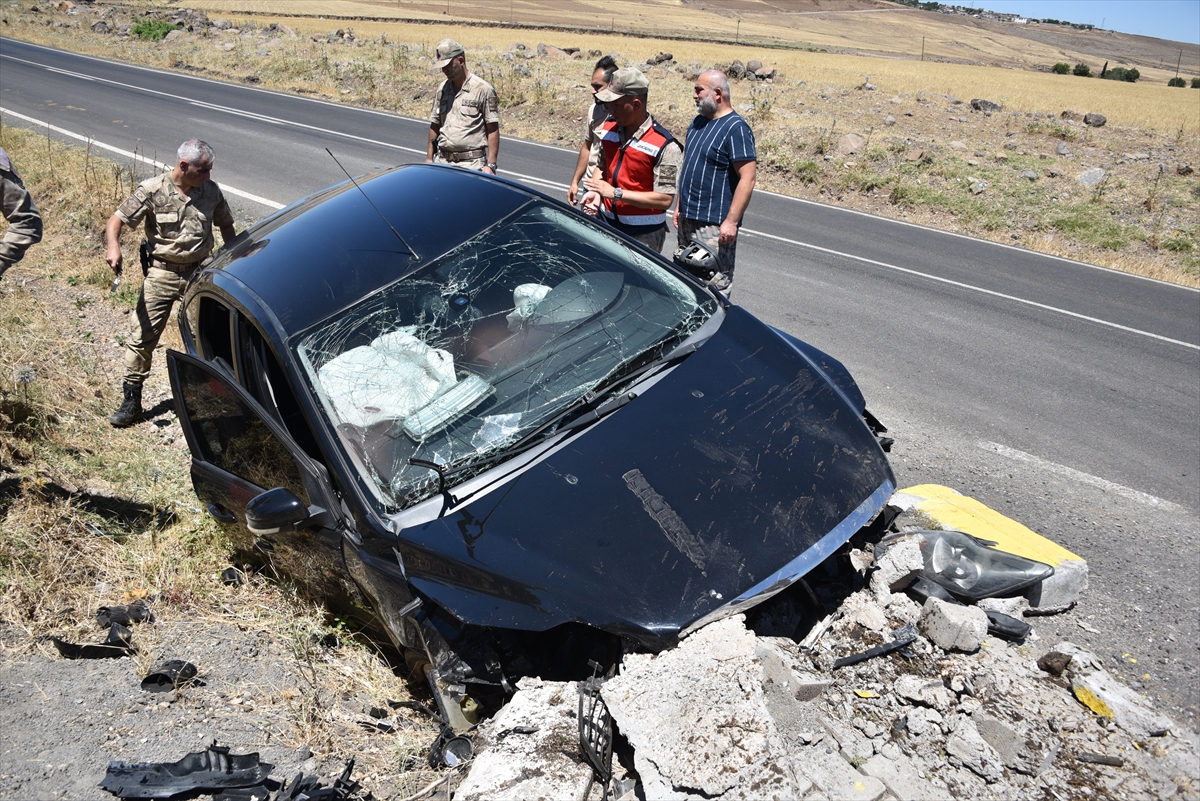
[3,37,1198,722]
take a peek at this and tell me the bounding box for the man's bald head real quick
[694,70,733,118]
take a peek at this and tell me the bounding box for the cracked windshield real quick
[296,201,717,511]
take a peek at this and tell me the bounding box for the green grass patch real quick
[793,159,821,184]
[889,181,944,208]
[1051,205,1138,250]
[131,19,182,41]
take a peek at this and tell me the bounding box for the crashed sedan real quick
[167,164,895,728]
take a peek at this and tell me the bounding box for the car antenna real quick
[325,148,419,263]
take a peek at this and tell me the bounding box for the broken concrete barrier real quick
[862,753,946,800]
[757,637,831,702]
[1039,641,1178,738]
[869,535,923,602]
[920,597,988,652]
[455,677,594,801]
[792,744,886,801]
[1071,672,1175,738]
[890,484,1088,613]
[602,615,805,800]
[894,675,952,712]
[975,712,1044,775]
[946,716,1005,782]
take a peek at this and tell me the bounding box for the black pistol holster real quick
[138,239,151,277]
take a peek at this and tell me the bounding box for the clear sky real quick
[977,0,1200,44]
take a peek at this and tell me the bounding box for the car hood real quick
[395,306,894,645]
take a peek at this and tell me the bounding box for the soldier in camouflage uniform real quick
[425,39,500,174]
[105,139,237,427]
[0,147,44,280]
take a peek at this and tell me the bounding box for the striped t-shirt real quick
[677,112,757,225]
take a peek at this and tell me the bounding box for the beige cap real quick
[595,67,649,102]
[434,38,465,68]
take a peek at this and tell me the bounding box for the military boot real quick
[108,382,143,428]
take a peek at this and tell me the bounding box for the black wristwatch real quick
[613,187,624,201]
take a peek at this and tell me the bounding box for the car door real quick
[167,350,353,599]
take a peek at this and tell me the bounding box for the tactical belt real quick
[439,148,486,163]
[150,258,198,273]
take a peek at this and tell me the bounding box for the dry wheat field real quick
[6,0,1198,284]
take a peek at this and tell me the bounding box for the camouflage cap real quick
[595,67,649,102]
[434,38,465,68]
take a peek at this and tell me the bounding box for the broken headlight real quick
[908,529,1053,602]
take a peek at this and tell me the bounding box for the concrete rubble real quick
[458,492,1199,800]
[454,677,594,801]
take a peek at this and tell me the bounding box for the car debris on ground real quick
[454,489,1199,801]
[99,742,374,801]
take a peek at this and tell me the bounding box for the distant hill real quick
[119,0,1200,82]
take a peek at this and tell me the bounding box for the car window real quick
[173,357,310,504]
[197,297,234,368]
[238,318,325,464]
[294,201,716,512]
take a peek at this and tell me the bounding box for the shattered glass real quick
[296,201,716,511]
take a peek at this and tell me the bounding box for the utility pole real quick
[1177,48,1183,77]
[921,36,925,61]
[736,19,740,43]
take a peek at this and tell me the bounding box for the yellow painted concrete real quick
[1073,683,1115,719]
[895,484,1083,568]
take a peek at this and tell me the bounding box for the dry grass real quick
[104,0,1200,80]
[6,0,1198,286]
[0,123,441,796]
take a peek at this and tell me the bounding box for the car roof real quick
[210,165,534,336]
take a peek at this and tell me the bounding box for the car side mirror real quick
[246,487,310,535]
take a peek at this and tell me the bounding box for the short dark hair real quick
[595,55,618,82]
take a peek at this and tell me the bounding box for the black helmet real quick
[672,239,726,280]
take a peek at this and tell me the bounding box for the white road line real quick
[743,227,1200,350]
[1,107,285,209]
[755,188,1200,293]
[5,44,1197,348]
[979,441,1184,512]
[1,53,559,195]
[6,38,1199,296]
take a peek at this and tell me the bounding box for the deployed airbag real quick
[318,328,458,427]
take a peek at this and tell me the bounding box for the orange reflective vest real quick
[598,117,677,234]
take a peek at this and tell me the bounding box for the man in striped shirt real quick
[673,70,757,294]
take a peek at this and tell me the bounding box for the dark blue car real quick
[167,164,895,729]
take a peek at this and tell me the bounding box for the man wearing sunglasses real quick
[427,39,500,174]
[567,54,618,205]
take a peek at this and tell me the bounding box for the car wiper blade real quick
[437,389,636,484]
[582,338,700,407]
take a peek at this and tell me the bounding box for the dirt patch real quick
[0,127,446,799]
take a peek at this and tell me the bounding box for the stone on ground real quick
[601,616,805,800]
[920,597,988,652]
[455,677,594,801]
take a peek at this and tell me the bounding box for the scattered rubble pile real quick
[458,494,1200,801]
